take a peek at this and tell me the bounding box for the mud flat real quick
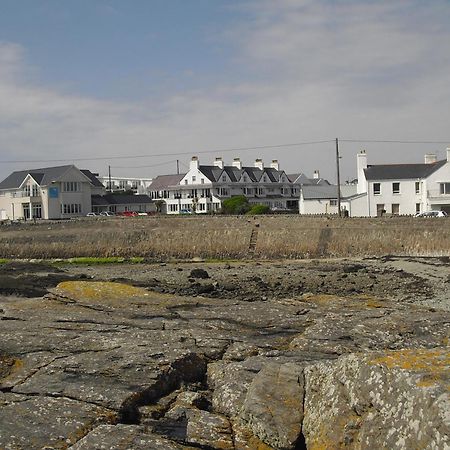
[0,257,449,449]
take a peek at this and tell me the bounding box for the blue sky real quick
[1,0,450,181]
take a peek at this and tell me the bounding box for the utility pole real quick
[335,138,342,217]
[108,165,112,193]
[176,159,179,175]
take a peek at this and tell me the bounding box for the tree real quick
[246,204,271,215]
[221,195,250,214]
[154,200,165,213]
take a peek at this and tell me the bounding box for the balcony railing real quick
[427,190,450,199]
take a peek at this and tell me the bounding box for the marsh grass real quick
[0,216,448,259]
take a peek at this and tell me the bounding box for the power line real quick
[0,139,334,164]
[1,138,449,165]
[340,139,450,144]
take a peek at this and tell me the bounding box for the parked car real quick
[415,210,448,218]
[86,212,97,217]
[120,211,138,217]
[100,211,115,217]
[179,209,192,214]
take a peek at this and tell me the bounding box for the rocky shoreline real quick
[0,257,449,449]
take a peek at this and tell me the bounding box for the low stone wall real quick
[0,215,448,259]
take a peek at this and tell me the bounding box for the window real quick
[373,183,381,195]
[62,182,80,192]
[32,203,42,218]
[415,182,420,194]
[376,204,385,217]
[192,176,196,182]
[330,200,338,206]
[416,203,420,213]
[440,183,450,194]
[392,182,400,194]
[184,180,188,185]
[201,178,204,184]
[392,204,399,215]
[222,175,227,182]
[62,203,81,214]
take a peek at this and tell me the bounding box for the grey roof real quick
[301,184,358,200]
[287,173,331,185]
[301,185,339,200]
[80,170,104,188]
[364,160,446,180]
[198,165,224,182]
[0,165,76,190]
[149,174,185,191]
[91,194,153,206]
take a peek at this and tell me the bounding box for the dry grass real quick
[0,215,448,259]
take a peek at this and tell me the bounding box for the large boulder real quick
[240,363,305,450]
[303,349,449,449]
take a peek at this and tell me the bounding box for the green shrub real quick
[247,204,271,215]
[221,195,250,214]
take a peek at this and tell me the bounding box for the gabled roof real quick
[301,184,357,200]
[364,160,446,181]
[149,174,185,190]
[80,170,104,188]
[263,167,280,182]
[91,194,153,206]
[287,173,331,185]
[197,165,223,182]
[0,165,77,190]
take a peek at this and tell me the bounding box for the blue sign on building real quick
[49,187,59,198]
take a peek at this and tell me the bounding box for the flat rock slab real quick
[0,396,115,449]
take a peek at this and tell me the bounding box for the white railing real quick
[427,190,450,198]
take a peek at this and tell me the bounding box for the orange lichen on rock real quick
[370,348,450,388]
[54,281,150,302]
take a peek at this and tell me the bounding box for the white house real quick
[149,156,300,214]
[97,175,153,195]
[356,148,450,216]
[0,165,103,220]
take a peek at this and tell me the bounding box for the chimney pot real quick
[424,154,437,164]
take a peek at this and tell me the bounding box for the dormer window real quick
[222,175,227,182]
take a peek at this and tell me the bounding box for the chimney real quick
[424,154,437,164]
[447,147,450,162]
[270,159,279,170]
[232,157,242,170]
[313,170,320,179]
[357,150,368,194]
[190,156,199,171]
[254,158,264,170]
[214,157,224,169]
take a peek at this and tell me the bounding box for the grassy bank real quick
[0,216,449,259]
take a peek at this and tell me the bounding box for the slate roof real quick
[287,173,331,185]
[91,194,153,206]
[0,165,75,190]
[149,174,185,191]
[301,185,340,200]
[0,165,102,190]
[301,184,357,200]
[80,170,104,188]
[364,160,446,180]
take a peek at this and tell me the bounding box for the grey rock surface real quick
[0,258,449,449]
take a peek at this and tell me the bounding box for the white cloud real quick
[1,1,450,183]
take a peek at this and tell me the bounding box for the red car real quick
[119,211,138,217]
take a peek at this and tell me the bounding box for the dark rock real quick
[189,268,209,279]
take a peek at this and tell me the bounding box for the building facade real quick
[357,149,450,216]
[149,157,300,214]
[0,165,104,220]
[97,175,153,195]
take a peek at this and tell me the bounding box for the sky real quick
[1,0,450,183]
